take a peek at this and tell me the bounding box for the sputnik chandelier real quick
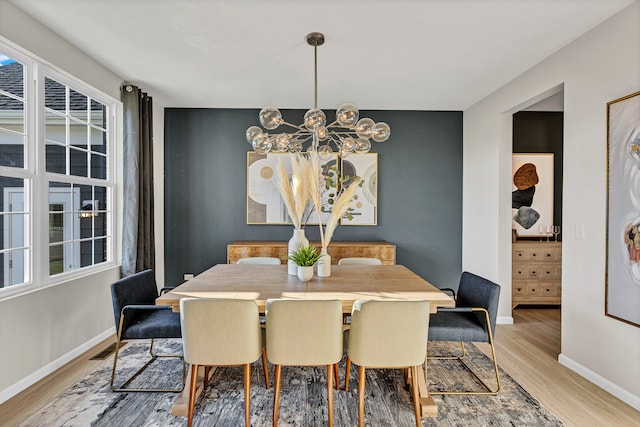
[246,32,390,158]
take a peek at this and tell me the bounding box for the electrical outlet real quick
[184,273,194,281]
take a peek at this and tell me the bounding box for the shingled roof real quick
[0,61,102,112]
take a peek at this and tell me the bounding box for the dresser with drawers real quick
[512,241,562,309]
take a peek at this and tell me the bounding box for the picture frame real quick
[246,152,338,225]
[341,153,378,225]
[511,153,554,237]
[605,91,640,328]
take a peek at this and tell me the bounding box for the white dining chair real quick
[337,257,383,265]
[344,299,430,427]
[266,299,344,427]
[180,298,267,427]
[237,257,282,265]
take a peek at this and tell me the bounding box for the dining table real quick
[156,263,455,418]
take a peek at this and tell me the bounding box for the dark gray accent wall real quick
[164,109,462,289]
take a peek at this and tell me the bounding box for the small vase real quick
[288,228,309,275]
[297,265,314,282]
[317,248,331,277]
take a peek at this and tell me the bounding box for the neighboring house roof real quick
[0,61,100,112]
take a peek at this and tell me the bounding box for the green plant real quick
[288,244,321,267]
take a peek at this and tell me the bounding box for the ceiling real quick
[9,0,635,110]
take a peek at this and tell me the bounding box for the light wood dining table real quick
[156,263,455,418]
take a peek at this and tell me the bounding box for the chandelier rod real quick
[306,32,325,110]
[314,43,318,109]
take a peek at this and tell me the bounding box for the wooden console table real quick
[227,240,396,265]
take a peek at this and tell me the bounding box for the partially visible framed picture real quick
[341,153,377,225]
[606,91,640,328]
[246,152,338,225]
[511,153,554,236]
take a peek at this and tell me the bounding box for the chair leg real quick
[203,366,211,390]
[273,364,282,427]
[411,366,421,427]
[262,348,270,389]
[429,311,501,395]
[110,315,185,393]
[187,364,199,427]
[327,365,334,427]
[357,365,366,427]
[333,364,339,390]
[344,357,351,391]
[244,363,251,427]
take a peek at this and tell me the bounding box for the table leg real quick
[416,365,438,417]
[171,364,215,417]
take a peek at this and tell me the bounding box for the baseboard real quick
[558,353,640,411]
[0,328,115,405]
[497,315,514,324]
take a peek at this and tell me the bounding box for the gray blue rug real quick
[20,340,563,426]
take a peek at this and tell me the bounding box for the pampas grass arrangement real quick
[276,151,361,253]
[275,154,309,229]
[323,175,361,251]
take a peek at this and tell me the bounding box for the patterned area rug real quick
[21,340,563,426]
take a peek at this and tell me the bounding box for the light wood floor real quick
[1,307,639,426]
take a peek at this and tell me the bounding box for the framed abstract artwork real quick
[511,153,554,237]
[246,152,338,225]
[606,91,640,328]
[341,153,377,225]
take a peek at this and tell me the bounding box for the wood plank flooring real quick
[1,307,638,426]
[476,307,639,427]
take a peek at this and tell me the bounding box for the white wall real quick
[463,1,640,409]
[0,1,123,402]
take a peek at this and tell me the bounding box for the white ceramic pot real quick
[287,228,309,275]
[317,249,331,277]
[297,265,314,282]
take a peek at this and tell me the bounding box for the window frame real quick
[0,39,118,300]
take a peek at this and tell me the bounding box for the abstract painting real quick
[606,91,640,328]
[246,152,337,225]
[341,153,377,225]
[511,154,554,237]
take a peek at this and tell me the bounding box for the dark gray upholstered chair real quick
[110,269,185,392]
[428,271,501,395]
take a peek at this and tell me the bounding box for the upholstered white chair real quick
[345,299,430,427]
[180,298,266,427]
[337,257,382,265]
[237,256,282,265]
[266,299,344,427]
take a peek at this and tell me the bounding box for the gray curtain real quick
[121,84,155,276]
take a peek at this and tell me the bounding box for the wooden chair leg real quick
[203,366,211,390]
[358,365,366,427]
[187,364,199,427]
[244,363,251,427]
[273,364,282,427]
[333,363,339,390]
[262,348,270,389]
[327,365,334,427]
[411,366,421,427]
[344,357,352,391]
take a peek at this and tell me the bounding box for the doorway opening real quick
[510,89,564,357]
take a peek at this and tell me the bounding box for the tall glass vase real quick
[288,228,309,275]
[317,248,331,277]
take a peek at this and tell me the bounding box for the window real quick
[0,43,116,295]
